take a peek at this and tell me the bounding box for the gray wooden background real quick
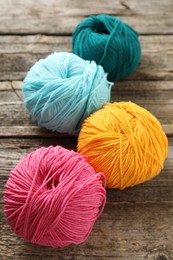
[0,0,173,259]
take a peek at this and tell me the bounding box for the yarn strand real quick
[78,102,168,189]
[4,146,106,247]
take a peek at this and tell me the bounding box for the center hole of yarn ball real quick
[47,174,59,190]
[92,21,110,35]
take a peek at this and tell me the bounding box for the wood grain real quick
[0,203,173,259]
[0,35,173,80]
[0,138,172,204]
[0,0,173,259]
[0,81,172,137]
[0,138,173,259]
[0,0,172,34]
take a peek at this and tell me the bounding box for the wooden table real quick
[0,1,173,259]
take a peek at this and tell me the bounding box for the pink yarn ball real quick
[4,146,106,248]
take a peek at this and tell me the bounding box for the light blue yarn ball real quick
[23,52,112,135]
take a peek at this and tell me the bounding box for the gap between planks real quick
[0,80,173,137]
[0,35,173,81]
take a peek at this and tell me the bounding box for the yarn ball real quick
[78,102,168,189]
[23,52,112,135]
[72,14,141,82]
[4,146,106,248]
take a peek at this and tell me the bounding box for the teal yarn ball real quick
[23,52,112,135]
[72,14,141,82]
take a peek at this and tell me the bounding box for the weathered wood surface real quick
[0,81,173,137]
[0,138,173,204]
[0,0,173,259]
[0,204,173,260]
[0,35,173,80]
[0,0,172,34]
[0,138,173,259]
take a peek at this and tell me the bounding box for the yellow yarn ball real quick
[77,102,168,189]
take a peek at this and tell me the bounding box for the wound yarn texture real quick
[78,102,168,189]
[72,14,141,82]
[23,52,112,135]
[4,146,106,248]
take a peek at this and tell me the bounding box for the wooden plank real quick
[0,35,172,54]
[0,97,172,127]
[0,138,172,204]
[0,138,173,259]
[0,1,172,259]
[0,124,172,138]
[0,81,20,102]
[0,0,172,34]
[0,81,172,136]
[0,203,173,259]
[0,35,173,81]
